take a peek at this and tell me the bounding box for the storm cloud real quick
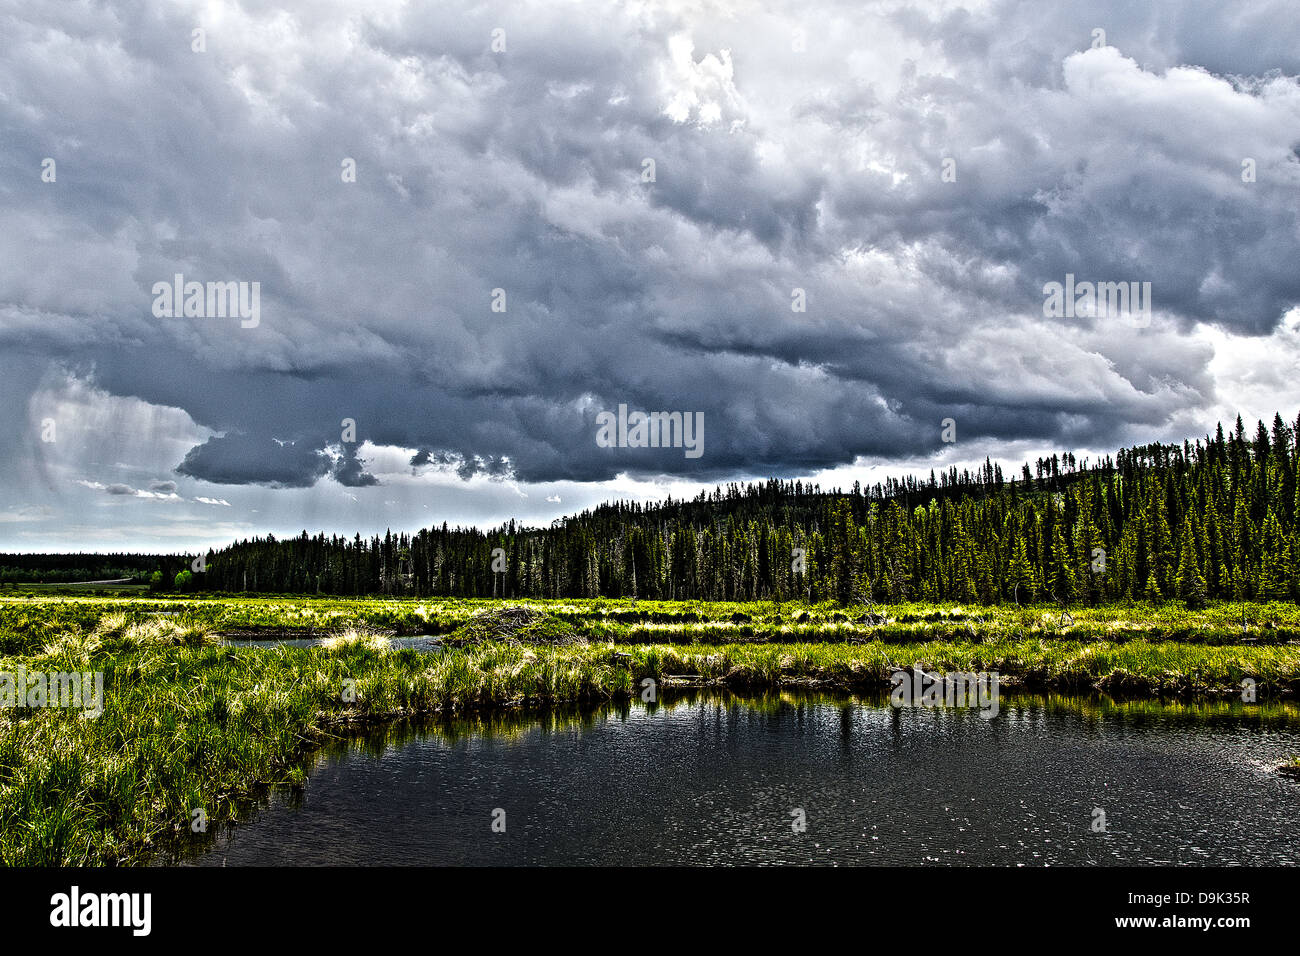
[2,0,1299,547]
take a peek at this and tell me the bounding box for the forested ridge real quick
[199,413,1300,606]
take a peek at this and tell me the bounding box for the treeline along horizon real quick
[0,552,186,585]
[197,412,1300,606]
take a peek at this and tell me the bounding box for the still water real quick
[183,692,1300,866]
[220,635,443,651]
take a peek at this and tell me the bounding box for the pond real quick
[177,691,1300,866]
[219,634,443,651]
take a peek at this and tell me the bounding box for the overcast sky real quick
[2,0,1299,553]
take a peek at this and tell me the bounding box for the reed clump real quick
[447,605,586,647]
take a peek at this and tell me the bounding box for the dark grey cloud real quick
[176,433,332,489]
[332,443,380,488]
[1,0,1299,517]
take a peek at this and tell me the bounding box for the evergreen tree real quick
[1175,519,1207,608]
[1045,512,1077,603]
[1259,511,1292,601]
[1007,537,1037,603]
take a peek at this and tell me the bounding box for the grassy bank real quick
[3,597,1300,864]
[6,593,1300,651]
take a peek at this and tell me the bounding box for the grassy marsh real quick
[5,592,1300,650]
[3,593,1300,864]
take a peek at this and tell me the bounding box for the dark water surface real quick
[220,635,443,651]
[183,692,1300,866]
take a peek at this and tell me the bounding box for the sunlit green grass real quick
[5,593,1300,654]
